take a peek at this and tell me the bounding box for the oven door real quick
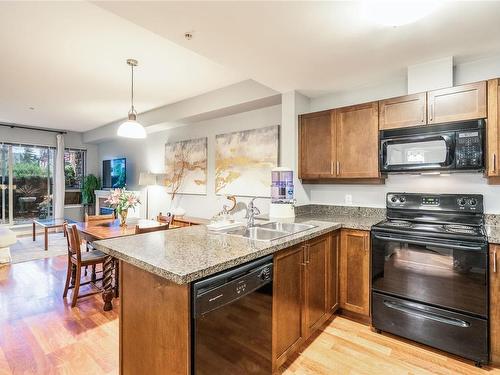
[371,232,488,317]
[380,133,455,172]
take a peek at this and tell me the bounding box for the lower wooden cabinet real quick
[272,232,337,371]
[490,245,500,365]
[339,229,370,318]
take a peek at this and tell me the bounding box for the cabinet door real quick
[487,79,500,177]
[273,244,305,369]
[335,102,379,178]
[299,110,335,179]
[304,235,329,336]
[491,245,500,365]
[327,231,340,313]
[379,93,426,130]
[427,81,486,124]
[340,229,370,316]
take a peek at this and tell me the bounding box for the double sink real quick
[221,221,317,241]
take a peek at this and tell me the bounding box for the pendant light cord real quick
[130,63,135,114]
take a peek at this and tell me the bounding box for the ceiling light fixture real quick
[117,59,146,139]
[361,1,442,27]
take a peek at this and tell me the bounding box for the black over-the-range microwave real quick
[379,119,485,173]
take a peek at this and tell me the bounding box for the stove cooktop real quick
[373,219,487,242]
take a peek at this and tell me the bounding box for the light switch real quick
[345,194,353,205]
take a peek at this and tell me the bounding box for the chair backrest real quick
[135,223,169,235]
[63,222,71,254]
[67,224,83,262]
[157,212,174,225]
[85,212,115,222]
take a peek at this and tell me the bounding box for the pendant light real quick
[117,59,146,138]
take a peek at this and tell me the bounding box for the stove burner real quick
[385,220,412,227]
[444,224,477,234]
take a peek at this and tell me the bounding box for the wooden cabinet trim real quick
[379,92,427,130]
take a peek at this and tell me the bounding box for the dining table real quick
[74,218,171,311]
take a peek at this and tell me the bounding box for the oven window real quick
[371,237,487,317]
[386,140,447,166]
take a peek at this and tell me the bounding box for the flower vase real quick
[119,209,128,227]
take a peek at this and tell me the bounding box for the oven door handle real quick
[372,234,485,251]
[383,300,470,328]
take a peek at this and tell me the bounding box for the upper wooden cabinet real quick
[299,110,335,179]
[379,93,426,130]
[427,81,487,124]
[487,79,500,177]
[490,245,500,365]
[336,102,380,178]
[340,229,370,318]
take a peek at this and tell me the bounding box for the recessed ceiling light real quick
[361,1,442,27]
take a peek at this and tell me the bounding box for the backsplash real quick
[296,204,386,218]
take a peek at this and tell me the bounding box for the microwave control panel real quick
[455,130,482,168]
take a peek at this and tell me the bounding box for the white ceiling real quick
[0,2,243,131]
[2,1,500,132]
[96,1,500,97]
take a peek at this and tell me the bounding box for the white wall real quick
[98,105,282,219]
[303,54,500,214]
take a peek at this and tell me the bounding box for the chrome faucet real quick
[245,198,261,228]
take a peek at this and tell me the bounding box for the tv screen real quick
[102,158,126,188]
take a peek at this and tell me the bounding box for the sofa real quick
[0,227,17,264]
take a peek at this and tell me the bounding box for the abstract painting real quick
[215,125,279,197]
[164,137,207,195]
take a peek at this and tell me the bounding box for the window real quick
[64,149,86,189]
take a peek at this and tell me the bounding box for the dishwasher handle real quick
[193,260,273,318]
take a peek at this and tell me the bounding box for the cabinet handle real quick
[494,249,497,273]
[429,103,434,122]
[421,106,425,123]
[306,245,310,264]
[493,153,497,174]
[330,161,334,175]
[336,161,340,175]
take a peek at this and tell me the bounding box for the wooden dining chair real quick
[157,212,174,226]
[85,212,115,222]
[135,223,169,235]
[62,223,107,307]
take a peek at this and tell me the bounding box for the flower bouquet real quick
[105,188,141,226]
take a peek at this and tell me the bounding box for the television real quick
[102,158,126,188]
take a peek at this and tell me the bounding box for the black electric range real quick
[371,193,489,366]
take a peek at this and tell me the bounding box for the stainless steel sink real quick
[258,222,317,233]
[224,226,290,241]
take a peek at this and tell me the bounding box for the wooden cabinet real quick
[327,231,340,313]
[299,110,335,179]
[490,245,500,365]
[336,102,379,178]
[303,235,330,335]
[273,243,305,369]
[427,81,486,124]
[487,79,500,177]
[339,229,370,317]
[272,232,336,371]
[379,93,426,130]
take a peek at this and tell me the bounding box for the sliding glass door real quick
[0,143,55,225]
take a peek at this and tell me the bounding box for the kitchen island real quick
[93,213,381,375]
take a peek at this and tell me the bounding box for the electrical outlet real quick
[345,194,353,205]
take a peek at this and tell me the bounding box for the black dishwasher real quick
[192,255,273,375]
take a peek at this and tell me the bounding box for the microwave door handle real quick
[372,234,484,251]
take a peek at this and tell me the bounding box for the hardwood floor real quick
[1,256,499,375]
[0,256,118,375]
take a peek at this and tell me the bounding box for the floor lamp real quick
[138,172,157,219]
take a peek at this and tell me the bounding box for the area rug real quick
[10,233,67,264]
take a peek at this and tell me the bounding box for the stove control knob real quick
[399,196,406,203]
[390,196,398,203]
[469,198,477,206]
[458,198,467,206]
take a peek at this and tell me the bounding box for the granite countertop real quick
[294,213,383,231]
[94,219,342,285]
[486,225,500,244]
